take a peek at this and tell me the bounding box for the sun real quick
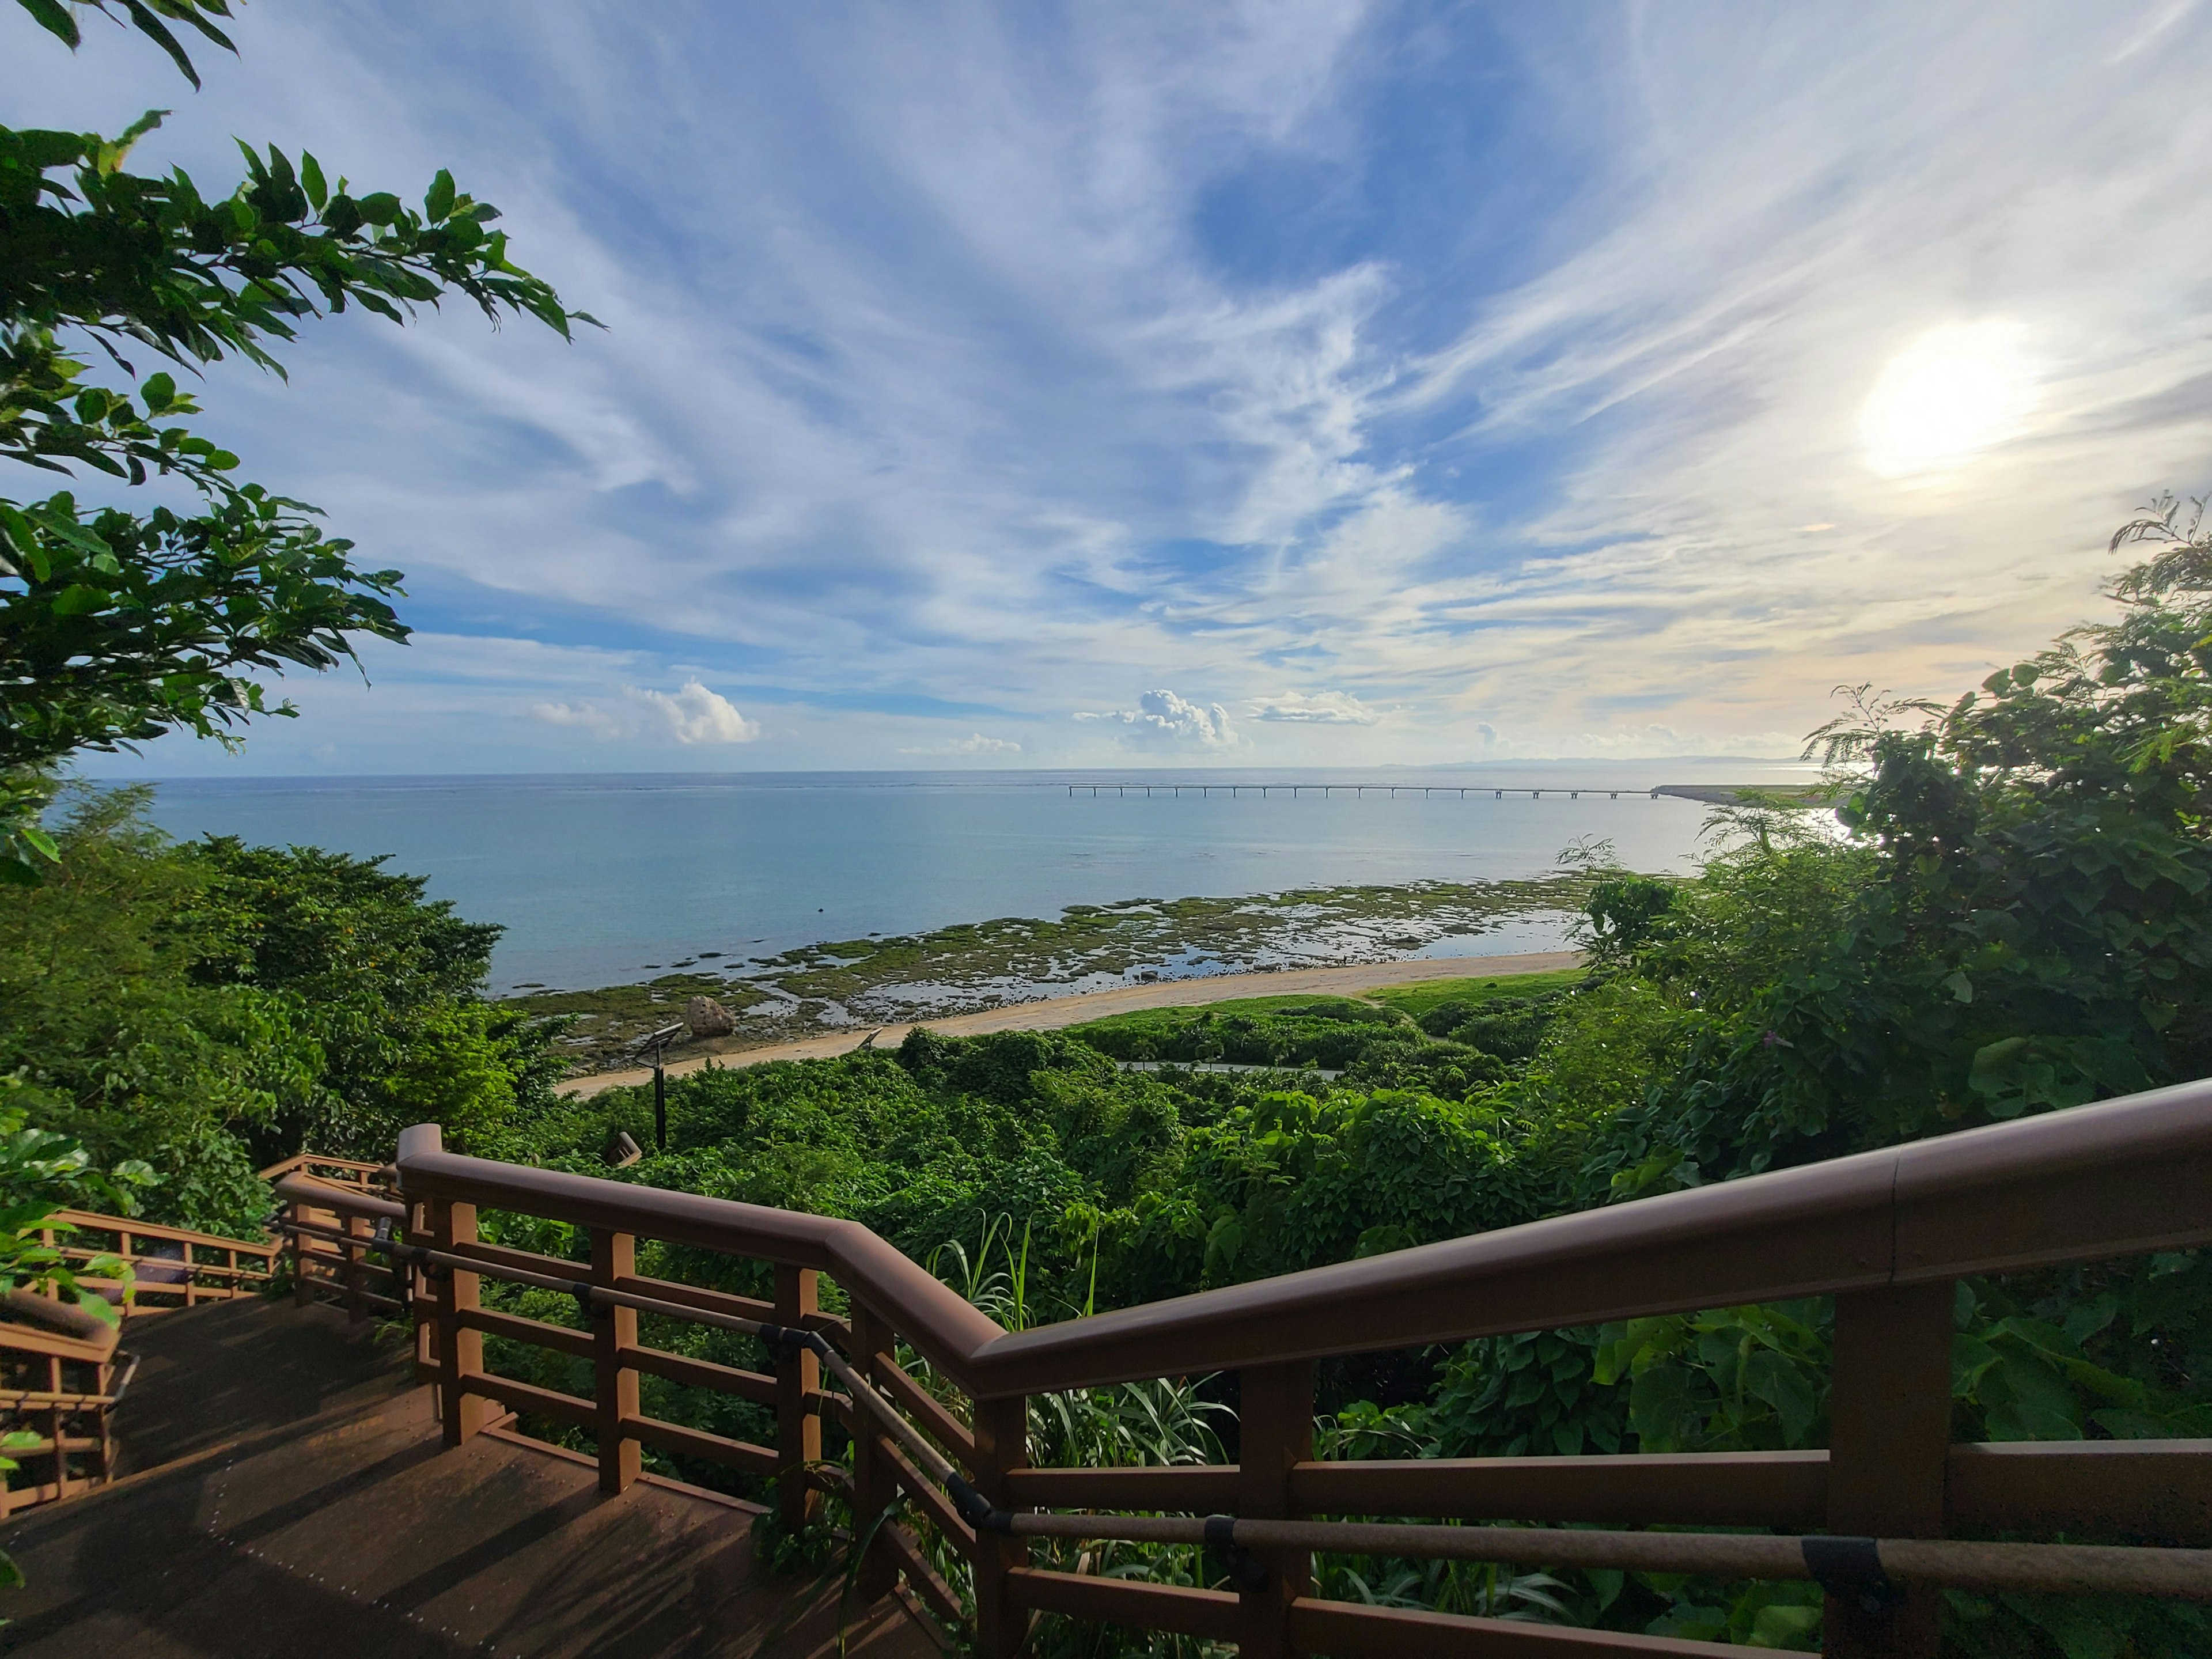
[1859,322,2035,478]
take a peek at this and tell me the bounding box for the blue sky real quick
[14,0,2212,774]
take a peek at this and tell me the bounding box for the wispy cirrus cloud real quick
[24,1,2212,777]
[1247,690,1382,725]
[899,733,1022,756]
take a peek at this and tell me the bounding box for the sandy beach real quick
[556,948,1585,1097]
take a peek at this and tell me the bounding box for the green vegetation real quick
[0,785,565,1237]
[1,0,586,882]
[466,506,2212,1656]
[1367,966,1590,1021]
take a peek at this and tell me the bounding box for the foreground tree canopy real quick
[0,0,589,880]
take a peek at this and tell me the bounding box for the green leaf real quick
[116,0,205,88]
[18,0,81,47]
[48,584,111,617]
[425,168,456,222]
[301,151,327,210]
[1748,1602,1824,1649]
[115,107,169,154]
[2092,1408,2188,1440]
[1743,1348,1818,1444]
[1980,1349,2082,1441]
[2007,1594,2123,1659]
[1628,1364,1695,1452]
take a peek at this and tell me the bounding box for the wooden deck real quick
[0,1299,939,1658]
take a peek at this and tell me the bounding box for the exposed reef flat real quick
[514,873,1599,1076]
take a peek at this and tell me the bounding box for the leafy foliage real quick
[1,3,590,879]
[0,785,560,1233]
[13,0,236,90]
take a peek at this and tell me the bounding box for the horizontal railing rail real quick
[257,1152,393,1194]
[387,1077,2212,1659]
[10,1158,391,1517]
[0,1270,130,1516]
[271,1173,409,1329]
[396,1078,2212,1396]
[45,1210,282,1313]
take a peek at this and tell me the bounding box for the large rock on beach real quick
[685,995,737,1039]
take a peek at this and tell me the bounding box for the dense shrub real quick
[0,786,565,1234]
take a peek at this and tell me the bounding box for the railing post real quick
[972,1393,1028,1659]
[591,1228,640,1494]
[408,1198,436,1383]
[849,1304,899,1603]
[290,1202,313,1308]
[1826,1283,1952,1657]
[775,1263,821,1531]
[429,1196,494,1446]
[45,1354,65,1503]
[343,1213,369,1325]
[1237,1359,1313,1659]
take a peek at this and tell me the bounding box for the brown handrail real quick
[270,1173,405,1224]
[271,1175,408,1328]
[387,1083,2212,1658]
[257,1152,392,1190]
[395,1075,2212,1398]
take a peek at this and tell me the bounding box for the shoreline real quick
[555,948,1585,1097]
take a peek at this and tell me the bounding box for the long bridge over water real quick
[1069,780,1669,800]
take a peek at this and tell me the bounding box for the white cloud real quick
[1075,689,1240,748]
[532,680,759,746]
[26,2,2212,775]
[1247,690,1382,725]
[898,733,1023,755]
[1459,723,1805,760]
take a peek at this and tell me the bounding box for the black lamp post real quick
[636,1022,684,1151]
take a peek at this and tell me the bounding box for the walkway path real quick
[0,1300,935,1658]
[560,949,1583,1098]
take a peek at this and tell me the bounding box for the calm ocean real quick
[134,764,1810,993]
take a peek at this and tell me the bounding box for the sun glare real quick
[1859,322,2035,478]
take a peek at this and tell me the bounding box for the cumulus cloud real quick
[1246,690,1381,725]
[532,680,759,746]
[899,733,1023,755]
[1076,690,1240,748]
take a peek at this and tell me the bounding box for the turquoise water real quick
[136,765,1804,993]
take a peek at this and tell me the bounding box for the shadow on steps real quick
[1,1299,939,1658]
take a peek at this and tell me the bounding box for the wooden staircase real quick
[0,1296,939,1657]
